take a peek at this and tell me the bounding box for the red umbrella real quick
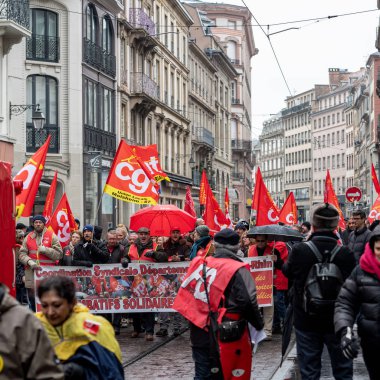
[129,205,197,237]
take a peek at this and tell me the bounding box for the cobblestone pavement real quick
[118,323,369,379]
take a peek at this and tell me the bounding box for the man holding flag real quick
[18,215,62,311]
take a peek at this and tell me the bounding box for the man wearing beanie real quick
[174,228,264,379]
[18,215,63,311]
[283,203,356,379]
[189,225,214,259]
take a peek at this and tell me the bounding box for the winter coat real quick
[341,228,354,246]
[18,227,63,288]
[107,243,126,264]
[162,237,191,260]
[348,226,371,263]
[59,244,74,266]
[123,238,168,262]
[0,284,64,380]
[335,265,380,347]
[190,247,264,348]
[72,238,109,266]
[282,231,356,333]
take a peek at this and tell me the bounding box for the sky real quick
[204,0,380,138]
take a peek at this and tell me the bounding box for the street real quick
[118,322,369,379]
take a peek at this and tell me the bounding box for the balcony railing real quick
[26,34,59,62]
[84,126,116,154]
[26,125,59,153]
[130,72,159,99]
[0,0,30,30]
[232,172,243,181]
[232,98,240,104]
[230,59,240,64]
[193,127,214,147]
[129,8,155,36]
[83,38,116,77]
[231,139,252,151]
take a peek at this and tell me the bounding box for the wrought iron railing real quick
[84,125,116,154]
[26,125,59,153]
[83,38,116,78]
[193,127,214,147]
[0,0,30,30]
[130,72,159,99]
[26,34,59,62]
[231,139,252,151]
[129,8,155,36]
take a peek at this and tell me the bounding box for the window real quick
[27,9,59,62]
[26,75,59,153]
[101,87,114,133]
[86,5,98,43]
[102,17,113,55]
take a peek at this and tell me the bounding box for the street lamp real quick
[9,102,46,130]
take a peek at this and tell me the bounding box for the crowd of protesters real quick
[5,203,380,379]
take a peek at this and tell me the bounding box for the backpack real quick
[303,240,343,316]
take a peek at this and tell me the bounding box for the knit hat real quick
[83,224,94,233]
[311,203,339,231]
[195,225,210,237]
[214,228,240,246]
[32,215,46,224]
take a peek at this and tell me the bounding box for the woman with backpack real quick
[334,234,380,380]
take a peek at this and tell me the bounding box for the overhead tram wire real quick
[240,0,293,97]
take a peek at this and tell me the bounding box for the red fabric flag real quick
[368,194,380,223]
[324,170,345,230]
[224,187,233,228]
[279,192,298,225]
[203,183,228,231]
[47,193,77,247]
[14,135,51,218]
[252,167,279,226]
[199,170,208,206]
[371,163,380,195]
[184,186,196,217]
[104,140,159,205]
[42,170,58,224]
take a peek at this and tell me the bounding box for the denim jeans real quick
[192,346,212,380]
[295,328,353,380]
[273,290,286,329]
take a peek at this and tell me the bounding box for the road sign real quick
[345,187,362,202]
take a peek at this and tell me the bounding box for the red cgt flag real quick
[224,187,233,228]
[203,180,228,231]
[371,163,380,195]
[279,192,298,225]
[368,194,380,223]
[252,167,279,226]
[199,170,208,206]
[324,170,345,230]
[184,186,196,217]
[104,140,159,205]
[14,135,51,219]
[47,193,77,247]
[42,170,58,224]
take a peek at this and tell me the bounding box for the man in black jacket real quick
[72,225,109,267]
[174,229,264,379]
[283,203,356,380]
[348,210,371,263]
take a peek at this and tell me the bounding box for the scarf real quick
[360,243,380,281]
[189,236,211,260]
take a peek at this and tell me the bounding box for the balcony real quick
[232,172,244,181]
[0,0,30,38]
[26,34,59,62]
[231,139,252,152]
[26,125,59,153]
[193,127,214,147]
[84,126,116,154]
[232,98,241,105]
[129,8,155,36]
[230,59,240,65]
[83,38,116,77]
[130,72,159,100]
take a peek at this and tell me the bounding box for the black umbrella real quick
[247,225,304,242]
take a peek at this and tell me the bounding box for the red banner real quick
[14,135,51,218]
[104,140,159,205]
[368,194,380,223]
[203,181,228,231]
[371,163,380,195]
[252,167,279,226]
[34,258,273,313]
[42,170,58,224]
[199,170,208,205]
[184,186,196,217]
[224,187,233,228]
[279,192,297,225]
[47,193,77,247]
[324,170,345,230]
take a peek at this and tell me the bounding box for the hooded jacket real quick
[0,284,64,380]
[348,226,371,263]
